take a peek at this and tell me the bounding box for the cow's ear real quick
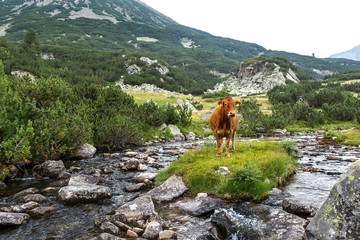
[217,101,223,106]
[235,101,242,106]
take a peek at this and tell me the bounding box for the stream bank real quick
[0,132,359,240]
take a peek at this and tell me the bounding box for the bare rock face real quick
[282,198,320,217]
[303,160,360,239]
[58,185,111,204]
[0,212,30,226]
[76,143,96,159]
[146,175,188,202]
[207,59,299,97]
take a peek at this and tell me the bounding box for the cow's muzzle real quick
[228,111,236,117]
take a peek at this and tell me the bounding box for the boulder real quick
[0,212,30,226]
[126,229,138,238]
[215,166,231,176]
[76,143,96,159]
[304,160,360,239]
[282,198,320,217]
[135,173,158,183]
[211,210,234,238]
[58,185,111,204]
[265,208,306,240]
[146,175,188,202]
[33,160,65,178]
[0,182,7,190]
[169,196,225,216]
[115,195,156,222]
[167,124,185,141]
[123,159,140,171]
[142,221,162,239]
[185,132,196,141]
[68,175,99,186]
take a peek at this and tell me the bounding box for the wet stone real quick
[211,210,234,238]
[32,160,65,178]
[100,222,120,235]
[97,233,124,240]
[22,194,47,203]
[125,183,146,192]
[169,196,225,216]
[136,173,158,183]
[282,198,320,217]
[159,230,177,240]
[68,175,100,186]
[142,221,162,240]
[0,201,40,213]
[0,212,30,226]
[13,187,39,199]
[146,175,188,202]
[28,205,56,218]
[126,229,138,238]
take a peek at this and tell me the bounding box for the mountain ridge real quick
[329,44,360,61]
[1,0,360,94]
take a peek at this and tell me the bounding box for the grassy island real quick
[156,140,298,200]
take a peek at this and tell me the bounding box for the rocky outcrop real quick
[207,60,299,96]
[167,124,185,141]
[146,175,188,202]
[303,160,360,240]
[115,79,178,95]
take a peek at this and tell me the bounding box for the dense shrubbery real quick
[267,80,360,124]
[0,61,192,180]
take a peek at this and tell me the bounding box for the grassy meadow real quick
[155,140,297,200]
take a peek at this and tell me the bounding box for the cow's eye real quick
[224,103,227,106]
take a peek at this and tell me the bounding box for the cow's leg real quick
[216,136,223,157]
[231,131,236,152]
[225,136,231,157]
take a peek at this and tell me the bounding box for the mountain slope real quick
[1,0,360,94]
[329,44,360,61]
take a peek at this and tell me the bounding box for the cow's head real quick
[218,96,242,118]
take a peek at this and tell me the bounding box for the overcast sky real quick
[140,0,359,58]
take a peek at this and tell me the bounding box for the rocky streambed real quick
[0,132,359,240]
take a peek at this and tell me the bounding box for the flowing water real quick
[0,132,359,240]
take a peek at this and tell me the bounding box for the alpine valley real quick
[1,0,360,94]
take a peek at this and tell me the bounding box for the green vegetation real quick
[156,140,297,200]
[0,58,197,181]
[336,129,360,146]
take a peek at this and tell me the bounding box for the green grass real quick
[156,140,297,200]
[286,121,358,133]
[338,129,360,146]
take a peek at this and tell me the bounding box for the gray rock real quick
[125,183,147,192]
[58,185,111,204]
[167,124,185,141]
[211,210,234,238]
[265,208,306,240]
[126,229,138,238]
[68,175,99,186]
[21,194,47,203]
[115,195,156,222]
[158,123,167,131]
[97,233,124,240]
[146,175,188,202]
[142,221,162,240]
[185,132,196,141]
[123,159,140,171]
[76,143,96,159]
[94,214,126,227]
[13,187,38,199]
[282,198,320,217]
[176,98,184,104]
[304,160,360,240]
[0,182,7,190]
[136,173,158,183]
[0,212,30,226]
[215,166,231,176]
[269,187,282,196]
[159,230,177,240]
[0,201,40,213]
[100,222,120,235]
[169,196,225,216]
[28,205,56,218]
[33,160,65,178]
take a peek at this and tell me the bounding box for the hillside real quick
[1,0,360,94]
[329,44,360,61]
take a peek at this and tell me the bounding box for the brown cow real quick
[209,96,242,157]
